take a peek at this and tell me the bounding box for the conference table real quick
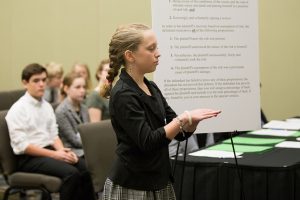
[172,133,300,200]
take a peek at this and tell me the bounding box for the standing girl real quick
[102,24,221,200]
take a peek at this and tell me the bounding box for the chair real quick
[78,120,117,194]
[0,89,25,111]
[0,110,62,200]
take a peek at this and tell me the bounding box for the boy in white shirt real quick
[5,63,95,200]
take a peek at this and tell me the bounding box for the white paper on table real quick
[249,129,296,137]
[286,118,300,124]
[189,149,243,158]
[275,141,300,149]
[262,120,300,131]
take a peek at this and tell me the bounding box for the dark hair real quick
[21,63,47,81]
[101,23,150,98]
[95,59,110,81]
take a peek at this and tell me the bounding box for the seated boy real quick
[5,63,95,200]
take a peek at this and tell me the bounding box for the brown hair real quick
[101,23,150,98]
[22,63,47,81]
[61,72,85,99]
[95,59,110,81]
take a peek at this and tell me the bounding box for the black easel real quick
[171,138,189,200]
[178,139,188,200]
[230,130,245,200]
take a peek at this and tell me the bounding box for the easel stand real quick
[172,139,188,200]
[230,130,245,200]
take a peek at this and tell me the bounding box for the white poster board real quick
[151,0,260,133]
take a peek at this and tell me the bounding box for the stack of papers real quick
[249,129,297,137]
[286,118,300,123]
[275,141,300,149]
[263,120,300,130]
[189,149,243,158]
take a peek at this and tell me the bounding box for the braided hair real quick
[100,23,150,98]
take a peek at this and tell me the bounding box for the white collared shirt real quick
[5,92,58,154]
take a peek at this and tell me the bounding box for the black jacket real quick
[109,69,190,190]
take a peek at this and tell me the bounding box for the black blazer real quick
[109,69,190,191]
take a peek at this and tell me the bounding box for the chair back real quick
[0,89,25,111]
[78,120,117,192]
[0,111,63,199]
[0,110,17,176]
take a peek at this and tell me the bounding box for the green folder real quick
[208,143,272,153]
[222,137,285,145]
[292,131,300,137]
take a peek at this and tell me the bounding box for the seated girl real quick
[86,59,110,122]
[55,73,90,157]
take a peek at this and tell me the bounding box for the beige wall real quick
[0,0,299,120]
[259,0,300,120]
[0,0,151,90]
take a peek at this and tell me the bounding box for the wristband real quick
[174,117,185,137]
[184,110,192,125]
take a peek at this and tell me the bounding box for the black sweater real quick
[108,69,191,190]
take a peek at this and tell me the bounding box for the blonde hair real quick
[71,62,92,91]
[101,23,150,98]
[95,59,110,81]
[45,62,63,79]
